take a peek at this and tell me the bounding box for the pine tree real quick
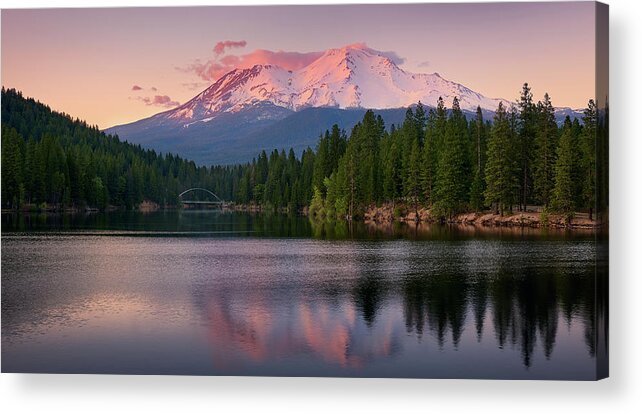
[1,127,24,208]
[312,131,330,197]
[326,124,347,177]
[421,109,439,205]
[401,107,418,197]
[309,185,325,219]
[434,97,470,218]
[570,118,583,208]
[405,139,422,218]
[517,83,537,210]
[414,101,427,134]
[484,102,520,215]
[551,119,576,214]
[323,174,337,219]
[580,99,597,219]
[382,135,402,203]
[335,110,385,217]
[469,106,487,211]
[533,93,558,207]
[23,137,37,204]
[299,148,316,207]
[435,96,447,150]
[335,151,353,219]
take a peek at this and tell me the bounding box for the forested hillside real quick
[1,85,605,220]
[243,83,603,221]
[1,88,243,209]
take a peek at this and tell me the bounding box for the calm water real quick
[1,211,607,379]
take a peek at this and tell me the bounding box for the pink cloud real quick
[179,42,405,83]
[181,48,324,82]
[213,40,247,55]
[237,49,324,71]
[131,85,143,91]
[220,54,241,66]
[135,94,180,108]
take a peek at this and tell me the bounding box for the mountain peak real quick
[159,44,511,123]
[316,43,397,68]
[324,42,370,55]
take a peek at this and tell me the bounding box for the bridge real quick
[178,188,228,208]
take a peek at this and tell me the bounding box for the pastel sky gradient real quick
[2,2,597,129]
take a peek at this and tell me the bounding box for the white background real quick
[1,0,640,412]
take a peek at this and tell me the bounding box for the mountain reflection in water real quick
[1,211,606,379]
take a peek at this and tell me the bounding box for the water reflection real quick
[2,210,597,241]
[182,239,599,378]
[1,212,604,379]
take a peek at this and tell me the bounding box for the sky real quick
[1,2,596,129]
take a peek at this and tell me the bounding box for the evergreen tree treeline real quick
[307,83,600,220]
[1,86,601,219]
[1,88,243,209]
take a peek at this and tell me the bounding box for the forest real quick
[1,85,607,221]
[1,88,244,210]
[238,83,607,221]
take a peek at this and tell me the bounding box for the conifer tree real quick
[533,93,558,207]
[309,185,325,219]
[570,117,583,208]
[401,107,418,196]
[328,124,347,170]
[312,131,330,196]
[580,99,597,219]
[414,101,427,134]
[552,119,576,214]
[469,106,487,211]
[1,126,24,208]
[299,148,316,207]
[382,137,402,203]
[484,102,520,215]
[405,139,422,218]
[434,96,448,152]
[517,83,537,210]
[434,97,470,217]
[323,174,337,219]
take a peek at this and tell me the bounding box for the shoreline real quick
[3,202,605,231]
[364,203,602,230]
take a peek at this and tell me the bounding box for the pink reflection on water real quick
[201,291,398,370]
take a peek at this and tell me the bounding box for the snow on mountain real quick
[106,44,583,165]
[162,43,511,125]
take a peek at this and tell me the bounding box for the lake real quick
[1,211,607,379]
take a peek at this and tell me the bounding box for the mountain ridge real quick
[106,44,583,166]
[155,44,513,124]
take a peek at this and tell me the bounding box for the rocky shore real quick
[363,203,600,229]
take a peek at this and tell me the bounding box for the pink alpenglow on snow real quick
[1,3,596,128]
[167,44,510,124]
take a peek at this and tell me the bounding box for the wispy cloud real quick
[213,40,247,55]
[178,41,406,84]
[130,85,180,108]
[137,95,180,108]
[179,40,324,82]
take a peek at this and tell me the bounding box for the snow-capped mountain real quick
[163,43,509,125]
[106,44,581,165]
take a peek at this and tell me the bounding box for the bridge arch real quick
[178,188,224,203]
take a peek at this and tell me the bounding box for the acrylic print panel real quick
[0,2,608,380]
